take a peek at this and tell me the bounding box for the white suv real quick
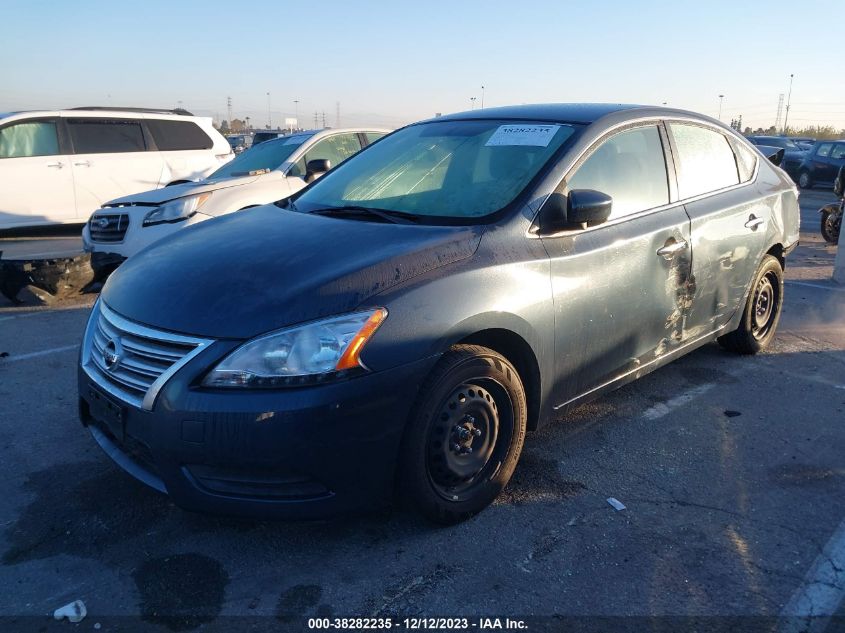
[83,128,388,272]
[0,108,232,230]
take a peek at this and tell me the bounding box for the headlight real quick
[142,193,211,227]
[202,308,388,388]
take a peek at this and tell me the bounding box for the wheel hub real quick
[427,383,499,491]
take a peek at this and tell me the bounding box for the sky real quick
[1,0,843,132]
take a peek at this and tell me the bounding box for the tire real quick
[398,344,527,524]
[717,255,784,355]
[798,171,813,189]
[821,210,841,244]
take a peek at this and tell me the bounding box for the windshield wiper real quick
[309,205,420,224]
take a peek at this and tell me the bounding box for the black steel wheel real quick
[821,210,841,245]
[718,255,784,354]
[398,345,527,524]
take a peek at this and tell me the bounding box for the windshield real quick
[208,135,310,179]
[293,119,578,220]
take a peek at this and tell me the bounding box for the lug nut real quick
[473,429,482,437]
[464,447,473,454]
[452,443,461,452]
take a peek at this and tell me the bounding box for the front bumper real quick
[78,353,436,519]
[84,211,212,261]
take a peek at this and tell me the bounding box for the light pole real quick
[481,85,485,109]
[783,73,794,134]
[294,100,299,129]
[470,97,476,110]
[718,94,724,121]
[266,92,272,129]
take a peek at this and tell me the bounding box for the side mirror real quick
[539,189,613,233]
[305,158,331,182]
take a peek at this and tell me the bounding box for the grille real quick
[83,302,212,410]
[89,212,130,242]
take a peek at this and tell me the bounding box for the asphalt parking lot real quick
[1,192,844,632]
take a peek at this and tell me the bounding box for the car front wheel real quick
[398,344,527,524]
[798,171,813,189]
[717,254,784,354]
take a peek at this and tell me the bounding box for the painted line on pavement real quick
[786,280,845,294]
[641,383,716,420]
[0,344,79,363]
[779,517,845,633]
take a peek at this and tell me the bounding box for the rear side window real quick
[816,143,832,158]
[0,121,59,158]
[732,140,758,182]
[147,119,213,151]
[68,119,146,154]
[567,125,669,220]
[669,123,739,199]
[831,144,845,160]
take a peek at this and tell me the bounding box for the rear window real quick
[68,119,146,154]
[669,123,740,199]
[147,119,213,151]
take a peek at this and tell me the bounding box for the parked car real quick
[78,104,799,523]
[251,130,288,145]
[226,134,251,154]
[83,128,389,273]
[796,139,845,189]
[745,135,807,179]
[0,108,233,230]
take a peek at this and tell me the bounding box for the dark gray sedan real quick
[78,104,800,523]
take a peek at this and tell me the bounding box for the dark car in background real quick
[796,139,845,189]
[790,137,816,150]
[252,130,288,145]
[78,104,799,524]
[746,135,807,179]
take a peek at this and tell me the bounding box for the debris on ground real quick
[607,497,626,511]
[0,252,95,305]
[724,410,743,418]
[53,599,87,623]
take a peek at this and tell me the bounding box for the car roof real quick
[0,108,209,122]
[429,103,715,126]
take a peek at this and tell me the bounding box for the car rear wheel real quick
[398,344,527,524]
[798,171,813,189]
[717,255,784,355]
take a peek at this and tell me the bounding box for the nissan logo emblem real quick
[103,337,124,372]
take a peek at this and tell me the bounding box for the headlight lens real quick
[202,308,387,388]
[142,193,211,226]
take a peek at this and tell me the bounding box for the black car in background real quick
[746,135,807,179]
[796,139,845,189]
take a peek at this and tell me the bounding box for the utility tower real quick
[227,96,233,125]
[321,112,327,128]
[774,93,784,132]
[314,112,319,128]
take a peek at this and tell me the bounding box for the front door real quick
[0,118,77,228]
[540,123,693,404]
[65,117,164,215]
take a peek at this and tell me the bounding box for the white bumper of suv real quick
[83,208,211,259]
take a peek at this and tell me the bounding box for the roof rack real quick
[69,106,194,116]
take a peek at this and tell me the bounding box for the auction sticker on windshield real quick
[485,124,561,147]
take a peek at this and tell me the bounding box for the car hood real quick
[102,205,483,338]
[105,174,262,207]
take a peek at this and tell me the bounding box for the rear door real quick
[811,143,834,182]
[667,122,769,340]
[541,123,693,401]
[828,143,845,184]
[0,117,77,228]
[66,117,164,214]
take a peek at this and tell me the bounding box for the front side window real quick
[831,144,845,160]
[0,121,59,158]
[365,132,386,144]
[670,123,739,199]
[209,135,309,180]
[290,133,363,177]
[293,120,577,220]
[816,143,832,158]
[68,119,146,154]
[566,125,669,220]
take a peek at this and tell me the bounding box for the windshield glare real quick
[293,120,577,220]
[209,135,309,179]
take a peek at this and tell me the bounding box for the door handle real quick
[47,162,64,169]
[744,215,765,231]
[74,160,91,167]
[657,239,688,260]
